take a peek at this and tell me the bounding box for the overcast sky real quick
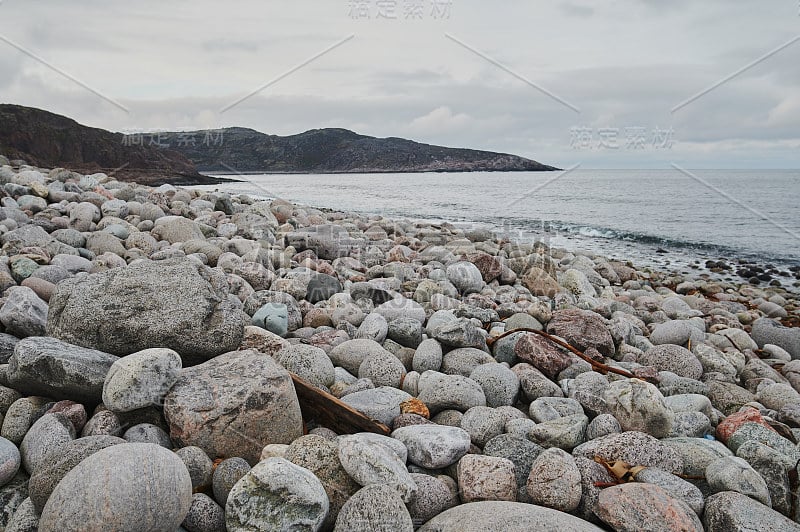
[1,0,798,168]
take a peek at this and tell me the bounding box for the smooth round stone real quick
[102,348,182,412]
[527,414,589,451]
[416,372,486,415]
[736,440,794,514]
[458,454,517,502]
[374,297,426,324]
[337,435,417,502]
[38,443,192,532]
[406,473,457,526]
[340,387,412,426]
[329,339,391,375]
[387,317,423,348]
[251,303,289,337]
[358,349,406,388]
[460,406,506,447]
[285,435,360,530]
[123,423,172,448]
[333,484,414,532]
[505,418,537,438]
[182,493,225,532]
[212,457,250,507]
[275,344,335,388]
[20,413,76,475]
[175,446,214,490]
[417,501,605,531]
[706,456,771,506]
[639,344,703,380]
[669,412,712,438]
[527,447,582,512]
[0,437,20,487]
[649,320,694,346]
[446,261,484,295]
[505,313,543,332]
[412,339,443,373]
[391,425,471,469]
[260,444,288,460]
[703,491,800,532]
[469,364,519,407]
[355,312,388,343]
[529,397,584,423]
[585,414,621,440]
[432,409,464,427]
[344,433,405,463]
[490,331,524,365]
[28,435,126,513]
[604,379,674,438]
[225,457,328,532]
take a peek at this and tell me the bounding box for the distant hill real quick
[0,104,221,185]
[159,127,559,174]
[0,104,559,182]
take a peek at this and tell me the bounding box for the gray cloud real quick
[0,0,797,168]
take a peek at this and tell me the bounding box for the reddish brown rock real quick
[303,308,333,328]
[521,267,560,297]
[466,253,503,283]
[546,309,615,357]
[21,277,56,302]
[514,333,573,379]
[596,483,703,532]
[716,407,776,444]
[45,400,87,433]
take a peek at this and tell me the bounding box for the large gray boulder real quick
[38,443,192,532]
[417,501,604,531]
[226,457,329,531]
[46,258,245,360]
[7,337,119,404]
[164,350,303,465]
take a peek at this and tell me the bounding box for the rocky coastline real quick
[0,156,798,531]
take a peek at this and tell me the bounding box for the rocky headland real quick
[158,126,559,174]
[0,156,797,531]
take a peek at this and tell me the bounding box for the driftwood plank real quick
[291,373,390,436]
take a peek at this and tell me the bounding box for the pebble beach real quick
[0,157,799,531]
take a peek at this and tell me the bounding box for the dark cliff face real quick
[0,104,222,185]
[0,104,558,180]
[160,127,559,173]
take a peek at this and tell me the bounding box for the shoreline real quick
[193,180,800,297]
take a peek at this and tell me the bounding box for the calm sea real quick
[202,169,800,276]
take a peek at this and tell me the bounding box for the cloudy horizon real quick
[1,0,799,169]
